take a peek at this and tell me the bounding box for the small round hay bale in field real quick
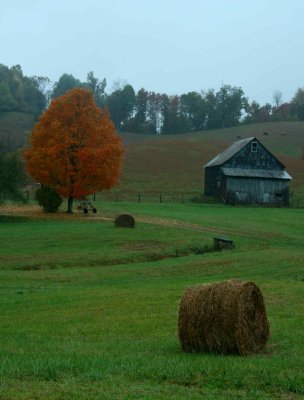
[178,279,269,356]
[114,213,135,228]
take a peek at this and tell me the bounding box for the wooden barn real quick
[204,137,292,206]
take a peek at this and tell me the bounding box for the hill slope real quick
[118,122,304,192]
[1,113,303,191]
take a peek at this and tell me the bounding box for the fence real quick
[90,191,204,204]
[23,189,205,204]
[23,188,304,208]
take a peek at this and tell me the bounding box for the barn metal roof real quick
[221,167,292,180]
[205,137,255,167]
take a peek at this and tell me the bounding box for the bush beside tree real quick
[35,186,62,212]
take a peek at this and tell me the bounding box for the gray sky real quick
[1,0,303,104]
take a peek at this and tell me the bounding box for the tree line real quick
[1,63,304,134]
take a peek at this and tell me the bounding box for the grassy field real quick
[0,202,303,399]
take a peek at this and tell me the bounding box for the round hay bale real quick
[114,213,135,228]
[178,279,270,355]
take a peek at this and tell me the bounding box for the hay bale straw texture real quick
[114,214,135,228]
[178,279,270,356]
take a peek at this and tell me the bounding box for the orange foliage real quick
[24,88,124,199]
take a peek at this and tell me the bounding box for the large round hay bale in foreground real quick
[114,213,135,228]
[178,279,270,356]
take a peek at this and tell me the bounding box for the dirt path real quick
[91,214,252,238]
[93,214,285,241]
[133,215,225,234]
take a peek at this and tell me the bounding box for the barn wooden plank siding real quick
[204,137,292,206]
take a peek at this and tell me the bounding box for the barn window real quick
[251,141,258,152]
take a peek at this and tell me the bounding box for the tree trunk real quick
[67,196,74,213]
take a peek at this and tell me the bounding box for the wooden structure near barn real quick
[204,137,292,206]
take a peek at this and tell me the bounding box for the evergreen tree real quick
[107,84,135,130]
[86,71,107,108]
[291,88,304,120]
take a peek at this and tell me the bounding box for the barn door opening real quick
[235,191,249,204]
[263,193,269,203]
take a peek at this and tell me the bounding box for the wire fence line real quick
[23,189,212,204]
[92,191,204,204]
[94,191,304,208]
[23,188,304,208]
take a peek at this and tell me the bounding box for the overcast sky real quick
[1,0,303,104]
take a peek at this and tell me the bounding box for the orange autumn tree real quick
[24,88,124,213]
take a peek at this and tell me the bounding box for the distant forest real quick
[1,63,304,135]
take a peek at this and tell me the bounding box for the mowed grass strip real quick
[0,204,303,399]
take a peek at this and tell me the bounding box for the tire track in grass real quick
[94,214,286,242]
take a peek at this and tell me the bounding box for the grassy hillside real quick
[119,122,304,192]
[0,203,303,399]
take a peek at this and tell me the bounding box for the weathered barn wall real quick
[204,137,292,206]
[224,141,283,170]
[225,177,289,205]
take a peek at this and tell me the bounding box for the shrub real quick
[188,243,214,254]
[35,186,62,212]
[175,242,214,257]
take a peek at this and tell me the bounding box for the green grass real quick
[0,203,303,399]
[0,212,211,271]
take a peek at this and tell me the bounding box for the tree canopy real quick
[0,64,48,116]
[107,84,136,130]
[292,88,304,121]
[51,73,84,100]
[1,62,304,139]
[23,88,124,213]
